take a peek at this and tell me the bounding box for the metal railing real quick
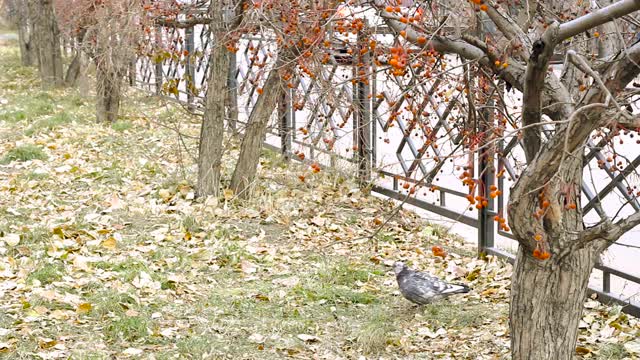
[135,22,640,318]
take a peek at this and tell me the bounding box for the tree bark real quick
[28,0,63,88]
[510,245,600,360]
[195,0,232,198]
[229,61,287,198]
[17,8,35,66]
[508,149,606,360]
[196,43,230,197]
[65,52,83,86]
[96,62,122,123]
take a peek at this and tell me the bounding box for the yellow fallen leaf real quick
[158,189,172,201]
[39,339,57,349]
[101,237,117,250]
[481,288,498,296]
[223,188,234,201]
[77,303,92,314]
[575,346,591,355]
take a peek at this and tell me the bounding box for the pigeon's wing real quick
[398,271,468,304]
[412,272,469,295]
[397,272,438,304]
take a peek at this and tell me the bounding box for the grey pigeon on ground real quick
[393,262,470,305]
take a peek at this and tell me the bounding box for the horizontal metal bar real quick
[483,246,640,318]
[484,247,515,264]
[587,289,640,318]
[376,170,471,198]
[595,264,640,285]
[372,185,478,228]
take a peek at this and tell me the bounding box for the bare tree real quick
[371,0,640,358]
[56,0,146,122]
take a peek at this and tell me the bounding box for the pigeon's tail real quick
[442,283,470,295]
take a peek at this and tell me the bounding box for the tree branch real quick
[568,211,640,256]
[521,23,560,162]
[519,0,640,162]
[154,15,212,28]
[372,1,573,122]
[558,0,640,41]
[483,3,531,59]
[511,42,640,210]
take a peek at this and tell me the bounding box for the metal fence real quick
[135,21,640,317]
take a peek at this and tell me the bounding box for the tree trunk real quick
[65,52,83,86]
[196,41,230,197]
[17,12,35,66]
[28,0,63,88]
[195,0,233,198]
[229,62,287,197]
[508,149,607,359]
[96,63,122,123]
[510,244,600,359]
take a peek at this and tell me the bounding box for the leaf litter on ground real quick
[0,43,638,360]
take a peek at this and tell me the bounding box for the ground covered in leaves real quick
[0,39,639,360]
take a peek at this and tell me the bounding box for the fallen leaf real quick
[123,348,144,356]
[624,340,640,354]
[101,237,117,250]
[223,188,234,200]
[297,334,320,342]
[240,260,257,274]
[4,233,20,247]
[575,346,590,355]
[76,303,92,314]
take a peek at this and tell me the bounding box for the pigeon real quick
[393,262,470,305]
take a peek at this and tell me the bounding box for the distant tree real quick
[27,0,63,87]
[2,0,35,66]
[56,0,151,122]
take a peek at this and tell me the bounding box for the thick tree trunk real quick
[508,149,607,359]
[96,63,122,123]
[510,244,600,360]
[229,62,287,197]
[28,0,63,88]
[196,43,230,197]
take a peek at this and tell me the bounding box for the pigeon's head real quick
[393,261,407,276]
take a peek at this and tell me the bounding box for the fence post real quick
[154,28,163,95]
[478,83,495,255]
[226,51,239,134]
[278,89,292,160]
[185,26,195,107]
[128,58,135,86]
[353,26,372,185]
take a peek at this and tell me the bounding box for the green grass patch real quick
[88,289,139,318]
[27,262,64,285]
[105,315,150,343]
[1,144,48,164]
[354,307,398,354]
[111,120,133,132]
[421,302,498,328]
[595,343,630,360]
[25,111,74,136]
